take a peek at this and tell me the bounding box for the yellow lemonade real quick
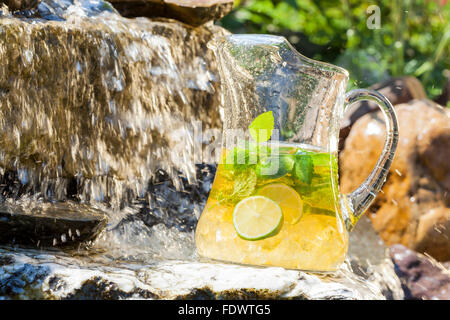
[195,143,348,271]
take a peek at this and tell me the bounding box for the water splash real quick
[0,0,225,260]
[0,0,223,210]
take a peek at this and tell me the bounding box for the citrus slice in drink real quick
[257,183,303,224]
[233,196,283,241]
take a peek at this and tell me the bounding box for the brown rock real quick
[0,0,38,10]
[109,0,234,27]
[339,76,427,150]
[415,207,450,261]
[390,244,450,300]
[340,99,450,261]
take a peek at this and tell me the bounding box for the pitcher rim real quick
[210,33,350,79]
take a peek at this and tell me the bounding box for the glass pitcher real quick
[195,34,399,272]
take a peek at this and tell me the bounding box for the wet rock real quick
[0,247,400,300]
[0,0,39,11]
[30,0,117,20]
[0,201,405,300]
[0,254,15,266]
[114,164,215,235]
[109,0,234,26]
[340,99,450,261]
[390,244,450,300]
[0,202,107,248]
[347,215,403,300]
[339,76,426,150]
[0,262,49,299]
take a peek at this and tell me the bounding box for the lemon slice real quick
[233,196,283,241]
[257,183,303,224]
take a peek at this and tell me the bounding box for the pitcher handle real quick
[340,89,399,231]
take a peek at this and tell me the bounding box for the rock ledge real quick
[0,247,395,300]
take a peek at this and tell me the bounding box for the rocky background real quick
[339,76,450,299]
[0,0,448,300]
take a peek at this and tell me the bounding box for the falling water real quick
[0,0,225,260]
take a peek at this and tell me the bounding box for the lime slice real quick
[233,196,283,240]
[257,183,303,224]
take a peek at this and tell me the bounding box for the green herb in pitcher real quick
[196,113,348,271]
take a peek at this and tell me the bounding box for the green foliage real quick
[218,0,450,100]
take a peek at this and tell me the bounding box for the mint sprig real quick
[249,111,274,143]
[294,155,313,185]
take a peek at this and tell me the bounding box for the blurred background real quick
[218,0,449,102]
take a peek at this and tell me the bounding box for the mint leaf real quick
[249,111,274,143]
[232,169,257,200]
[256,154,295,179]
[294,155,313,185]
[218,169,257,204]
[223,145,257,172]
